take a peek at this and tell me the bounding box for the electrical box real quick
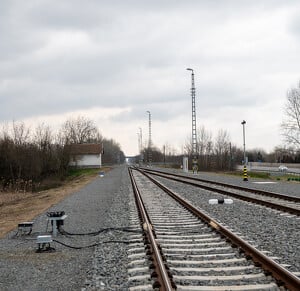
[36,235,53,252]
[37,235,52,244]
[18,222,34,235]
[47,211,67,236]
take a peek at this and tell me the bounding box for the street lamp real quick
[241,120,248,181]
[187,68,198,173]
[146,111,152,166]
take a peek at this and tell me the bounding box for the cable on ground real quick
[53,239,132,249]
[58,226,142,236]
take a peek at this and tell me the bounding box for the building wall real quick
[70,154,102,168]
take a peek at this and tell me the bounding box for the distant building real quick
[67,143,103,168]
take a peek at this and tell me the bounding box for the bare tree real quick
[214,129,231,170]
[102,138,125,164]
[197,126,212,155]
[197,126,213,169]
[61,115,102,144]
[11,121,31,145]
[33,123,57,176]
[184,135,192,156]
[281,82,300,149]
[34,123,52,150]
[9,122,32,180]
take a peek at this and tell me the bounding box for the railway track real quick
[140,167,300,216]
[128,167,300,291]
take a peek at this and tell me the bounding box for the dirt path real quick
[0,174,99,238]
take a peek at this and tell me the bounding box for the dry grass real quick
[0,173,99,238]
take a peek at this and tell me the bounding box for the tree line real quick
[0,116,124,192]
[138,124,300,171]
[138,127,243,171]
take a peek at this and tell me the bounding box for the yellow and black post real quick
[243,165,248,181]
[241,120,248,181]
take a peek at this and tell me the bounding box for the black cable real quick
[53,239,132,249]
[58,226,142,236]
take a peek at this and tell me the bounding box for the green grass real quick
[247,171,271,179]
[224,171,271,179]
[67,168,102,179]
[227,170,300,182]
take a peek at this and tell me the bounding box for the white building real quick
[67,143,103,168]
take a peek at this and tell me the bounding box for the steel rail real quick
[137,168,300,291]
[141,167,300,202]
[141,168,300,216]
[128,168,174,291]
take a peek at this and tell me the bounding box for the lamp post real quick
[241,120,248,181]
[147,111,152,166]
[187,68,198,173]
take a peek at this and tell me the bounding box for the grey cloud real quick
[110,98,189,124]
[288,7,300,41]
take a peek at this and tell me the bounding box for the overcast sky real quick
[1,1,300,156]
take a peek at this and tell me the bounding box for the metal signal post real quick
[187,68,198,173]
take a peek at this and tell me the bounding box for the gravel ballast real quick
[152,169,300,275]
[0,165,132,291]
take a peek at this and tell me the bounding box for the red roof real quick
[66,143,103,155]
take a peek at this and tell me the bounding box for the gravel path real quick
[0,165,132,291]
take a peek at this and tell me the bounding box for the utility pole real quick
[147,111,152,166]
[187,68,198,173]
